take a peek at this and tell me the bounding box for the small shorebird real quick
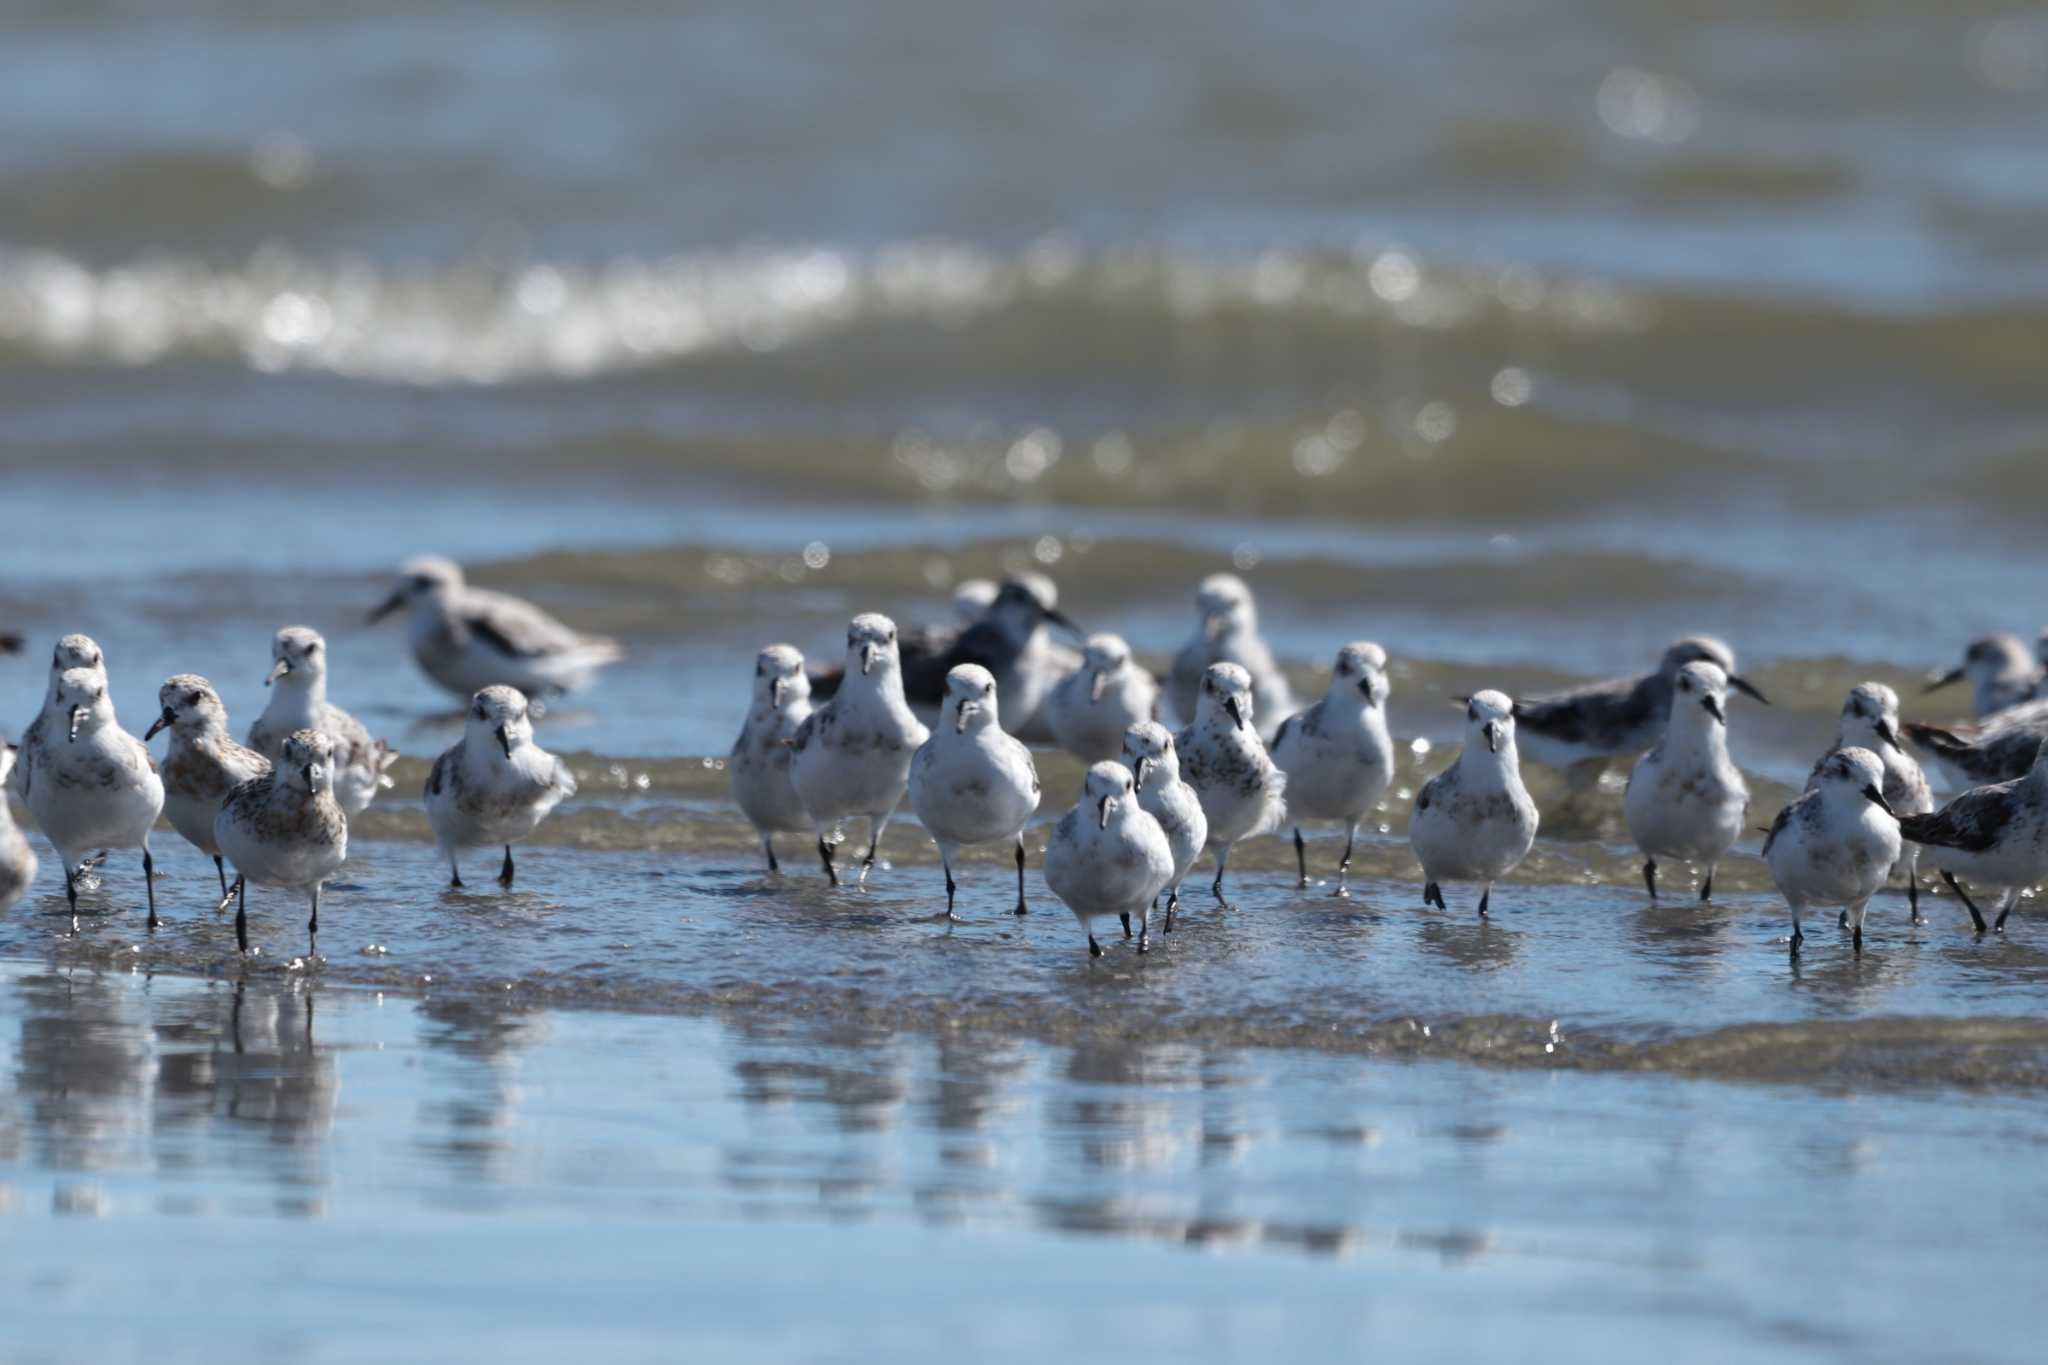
[1809,683,1932,922]
[425,686,578,888]
[729,645,813,873]
[1168,574,1294,740]
[1512,636,1768,792]
[1906,701,2048,789]
[369,554,623,699]
[1271,641,1394,896]
[1622,661,1748,902]
[908,665,1041,919]
[1043,761,1175,955]
[146,674,271,908]
[1925,634,2040,720]
[790,613,930,886]
[18,667,166,930]
[247,626,396,816]
[1763,747,1900,955]
[1411,691,1539,918]
[1120,721,1207,933]
[1896,744,2048,936]
[1176,662,1287,910]
[216,729,349,955]
[10,634,107,800]
[1044,632,1158,763]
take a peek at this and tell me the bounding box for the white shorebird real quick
[729,644,813,873]
[1119,721,1207,934]
[908,665,1041,919]
[216,729,349,955]
[791,613,931,886]
[247,627,396,816]
[1623,661,1749,902]
[1411,690,1539,918]
[146,674,271,907]
[17,667,166,930]
[1809,683,1932,923]
[1044,632,1158,762]
[10,634,107,800]
[0,746,36,913]
[1168,574,1295,741]
[369,554,624,699]
[1763,746,1900,955]
[1044,761,1175,956]
[1176,662,1287,909]
[1512,636,1769,792]
[425,686,577,888]
[1896,744,2048,937]
[1271,641,1394,895]
[1925,634,2041,720]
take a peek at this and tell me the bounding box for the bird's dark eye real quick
[305,641,319,654]
[187,692,201,706]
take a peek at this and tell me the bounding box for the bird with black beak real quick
[790,613,931,887]
[1924,633,2041,721]
[1174,662,1287,910]
[1763,746,1900,956]
[1410,689,1539,918]
[730,645,813,873]
[1807,683,1932,924]
[1044,631,1159,762]
[1623,661,1750,902]
[1043,761,1175,956]
[424,685,578,891]
[246,626,397,817]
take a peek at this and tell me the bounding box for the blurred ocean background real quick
[4,2,2048,1359]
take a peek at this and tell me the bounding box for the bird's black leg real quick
[1294,828,1308,889]
[498,845,515,889]
[1211,847,1233,910]
[1643,859,1657,901]
[764,837,779,874]
[1996,891,2017,934]
[1119,911,1132,939]
[1336,822,1355,898]
[1164,887,1177,933]
[1853,923,1863,954]
[449,854,464,889]
[1943,871,1988,934]
[1699,867,1713,903]
[1014,837,1028,916]
[1477,884,1491,919]
[235,876,249,954]
[214,855,229,899]
[65,864,79,935]
[1908,875,1921,925]
[819,837,839,887]
[1088,934,1103,958]
[1423,881,1443,910]
[143,846,158,930]
[307,884,319,955]
[943,858,958,922]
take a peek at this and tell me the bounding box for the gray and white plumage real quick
[425,686,577,888]
[1271,641,1394,895]
[1904,700,2048,789]
[908,664,1041,918]
[1168,574,1294,742]
[0,746,36,913]
[1045,632,1158,762]
[791,613,932,886]
[729,644,813,873]
[369,554,624,700]
[216,728,349,955]
[1807,682,1932,921]
[247,627,396,816]
[9,634,107,803]
[1896,742,2048,936]
[1410,690,1539,917]
[1623,661,1749,902]
[1764,746,1901,954]
[1119,721,1207,921]
[1043,761,1175,956]
[1175,661,1287,908]
[145,673,271,902]
[1512,636,1768,787]
[17,665,166,928]
[899,577,1081,740]
[1924,634,2041,721]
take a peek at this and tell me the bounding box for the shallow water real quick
[1,960,2043,1362]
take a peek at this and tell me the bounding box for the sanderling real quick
[1271,641,1394,895]
[9,634,107,800]
[247,627,397,816]
[1044,632,1158,762]
[369,554,624,699]
[0,746,36,913]
[1176,662,1287,909]
[908,664,1041,919]
[1926,634,2040,720]
[1809,683,1932,923]
[1904,700,2048,789]
[145,674,271,908]
[1623,661,1749,902]
[1043,761,1175,955]
[1119,721,1207,933]
[216,729,349,955]
[1411,690,1539,918]
[730,645,814,873]
[1168,574,1295,741]
[901,577,1082,736]
[16,667,166,931]
[1896,742,2048,936]
[791,613,931,886]
[1763,747,1900,955]
[425,686,578,888]
[1513,636,1768,791]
